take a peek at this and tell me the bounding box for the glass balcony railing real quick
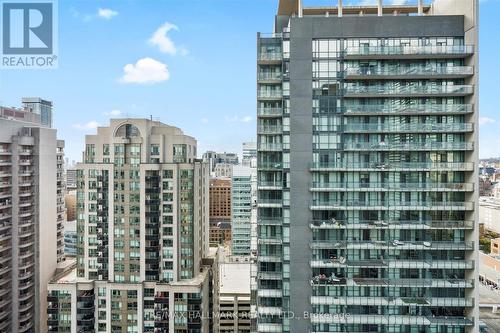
[258,198,282,205]
[310,200,474,210]
[258,52,283,62]
[258,218,283,225]
[344,103,473,115]
[310,161,474,171]
[258,125,283,134]
[258,180,283,188]
[257,91,283,99]
[258,161,288,169]
[257,323,283,333]
[310,259,474,269]
[308,313,473,326]
[313,240,473,250]
[344,85,474,96]
[258,143,283,151]
[309,219,474,230]
[257,107,282,117]
[342,123,473,133]
[344,45,474,57]
[343,142,474,151]
[310,181,473,191]
[345,66,473,77]
[258,72,282,81]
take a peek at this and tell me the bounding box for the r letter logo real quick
[1,1,58,69]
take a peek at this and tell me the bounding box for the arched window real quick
[115,124,140,138]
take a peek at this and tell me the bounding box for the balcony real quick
[344,85,474,98]
[351,278,474,289]
[310,200,474,211]
[258,255,282,263]
[344,45,474,60]
[345,66,473,80]
[258,72,282,82]
[258,199,282,208]
[258,143,282,151]
[310,181,473,192]
[337,240,474,251]
[309,219,474,230]
[344,103,473,115]
[257,90,283,100]
[258,218,283,225]
[342,123,473,133]
[343,141,474,151]
[257,289,283,298]
[257,323,283,333]
[257,306,282,316]
[258,125,282,134]
[310,161,474,172]
[308,313,473,326]
[257,107,282,117]
[258,52,282,63]
[258,271,282,281]
[258,161,287,170]
[258,237,282,245]
[258,181,283,190]
[310,259,474,269]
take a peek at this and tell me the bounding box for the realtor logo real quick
[1,0,58,68]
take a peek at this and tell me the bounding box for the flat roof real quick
[219,262,251,295]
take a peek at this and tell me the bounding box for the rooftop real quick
[219,261,251,295]
[277,0,432,17]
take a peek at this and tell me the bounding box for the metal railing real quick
[344,45,474,57]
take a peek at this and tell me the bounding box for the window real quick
[115,124,140,137]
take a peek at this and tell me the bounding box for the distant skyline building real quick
[256,0,478,332]
[242,142,257,162]
[22,97,54,128]
[202,151,239,174]
[209,178,232,245]
[66,168,77,190]
[214,163,234,178]
[231,165,257,256]
[0,110,65,333]
[47,119,219,333]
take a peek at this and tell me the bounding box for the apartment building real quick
[47,119,219,333]
[219,262,251,333]
[256,0,479,332]
[231,165,257,256]
[209,178,232,245]
[0,110,65,333]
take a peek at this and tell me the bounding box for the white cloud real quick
[98,8,118,20]
[120,58,170,84]
[479,117,496,126]
[390,0,408,5]
[359,0,377,5]
[149,22,188,56]
[103,109,122,117]
[225,116,253,123]
[73,121,101,131]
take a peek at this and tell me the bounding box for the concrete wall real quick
[34,127,59,333]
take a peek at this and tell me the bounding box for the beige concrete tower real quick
[47,118,219,333]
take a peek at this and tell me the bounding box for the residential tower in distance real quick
[47,119,219,333]
[0,103,65,333]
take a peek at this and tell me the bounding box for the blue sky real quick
[0,0,498,163]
